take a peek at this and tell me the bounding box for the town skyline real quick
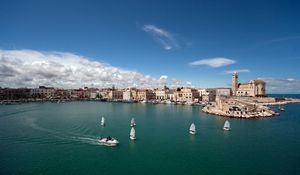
[1,0,300,93]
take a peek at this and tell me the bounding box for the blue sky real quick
[1,0,300,93]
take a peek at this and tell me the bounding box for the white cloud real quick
[258,77,300,93]
[224,69,250,74]
[0,49,179,89]
[190,57,235,68]
[159,75,168,80]
[142,24,179,50]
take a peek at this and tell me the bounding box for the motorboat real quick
[189,123,196,135]
[223,120,231,131]
[98,136,119,146]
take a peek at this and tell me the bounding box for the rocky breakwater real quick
[202,97,280,118]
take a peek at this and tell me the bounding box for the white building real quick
[30,86,55,98]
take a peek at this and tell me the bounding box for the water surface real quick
[0,101,299,174]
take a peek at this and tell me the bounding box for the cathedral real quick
[232,72,266,97]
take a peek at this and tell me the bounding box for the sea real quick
[0,94,299,175]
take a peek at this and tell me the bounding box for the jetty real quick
[201,96,300,118]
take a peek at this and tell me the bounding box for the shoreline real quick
[255,98,300,106]
[1,97,300,119]
[0,98,204,106]
[202,98,300,119]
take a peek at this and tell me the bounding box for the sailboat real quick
[130,127,136,140]
[189,123,196,135]
[101,117,105,126]
[130,118,136,127]
[223,120,230,131]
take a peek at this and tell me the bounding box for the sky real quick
[0,0,300,93]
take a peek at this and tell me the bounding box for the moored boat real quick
[278,106,285,111]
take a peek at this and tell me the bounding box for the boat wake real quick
[25,117,101,146]
[69,136,101,146]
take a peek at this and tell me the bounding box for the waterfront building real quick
[232,72,266,97]
[108,89,124,100]
[99,88,111,99]
[123,88,137,101]
[136,89,155,101]
[30,86,55,99]
[0,88,31,100]
[54,89,71,99]
[215,88,232,101]
[167,89,176,101]
[71,88,90,99]
[174,88,200,102]
[85,88,99,99]
[216,88,231,97]
[123,89,132,101]
[155,89,168,100]
[201,88,216,102]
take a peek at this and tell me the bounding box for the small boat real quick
[101,117,105,126]
[278,106,285,111]
[189,123,196,135]
[141,100,147,103]
[130,118,136,127]
[165,100,172,104]
[223,120,231,131]
[186,101,194,105]
[130,127,136,140]
[98,136,119,146]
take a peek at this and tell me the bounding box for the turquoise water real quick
[0,101,299,175]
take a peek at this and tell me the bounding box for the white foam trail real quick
[25,117,101,145]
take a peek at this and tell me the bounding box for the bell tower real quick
[232,72,238,96]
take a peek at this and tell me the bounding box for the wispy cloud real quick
[0,49,180,88]
[189,57,235,68]
[244,35,300,52]
[142,24,179,50]
[258,77,300,93]
[264,36,300,45]
[224,69,250,74]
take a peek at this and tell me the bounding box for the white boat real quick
[101,117,105,126]
[141,100,147,103]
[278,106,285,111]
[165,100,172,104]
[189,123,196,135]
[186,101,194,105]
[130,118,136,127]
[223,120,231,131]
[98,136,119,146]
[130,127,136,140]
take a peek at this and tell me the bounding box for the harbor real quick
[1,101,300,175]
